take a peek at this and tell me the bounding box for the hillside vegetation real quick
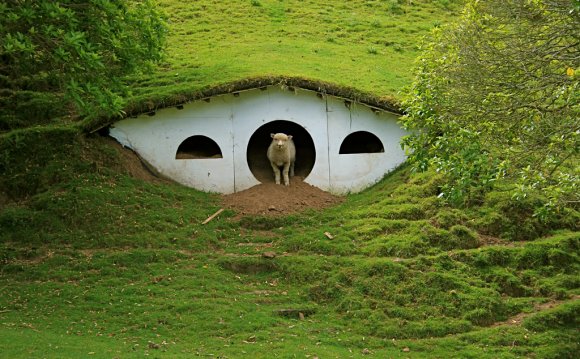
[129,0,460,104]
[1,0,578,358]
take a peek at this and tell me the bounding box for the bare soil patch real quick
[222,177,344,217]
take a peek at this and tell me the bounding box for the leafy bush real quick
[474,190,579,241]
[401,0,579,213]
[0,0,167,126]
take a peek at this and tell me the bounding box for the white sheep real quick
[267,133,296,186]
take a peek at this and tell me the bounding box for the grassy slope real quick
[128,0,460,107]
[0,134,578,358]
[1,0,579,358]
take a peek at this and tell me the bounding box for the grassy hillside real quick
[1,0,579,358]
[0,133,578,357]
[126,0,464,110]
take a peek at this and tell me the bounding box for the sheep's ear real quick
[287,135,293,140]
[270,133,275,138]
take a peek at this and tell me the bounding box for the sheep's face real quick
[270,133,293,149]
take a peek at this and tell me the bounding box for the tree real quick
[401,0,579,215]
[0,0,167,129]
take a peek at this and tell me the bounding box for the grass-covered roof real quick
[119,0,464,116]
[127,75,403,114]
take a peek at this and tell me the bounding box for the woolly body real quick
[267,133,296,186]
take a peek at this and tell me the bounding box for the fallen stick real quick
[202,208,224,225]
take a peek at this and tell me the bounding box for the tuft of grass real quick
[367,46,379,55]
[523,300,580,331]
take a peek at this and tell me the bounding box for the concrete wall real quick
[109,86,407,194]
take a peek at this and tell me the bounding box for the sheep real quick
[267,133,296,186]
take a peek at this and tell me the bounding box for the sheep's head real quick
[270,133,293,149]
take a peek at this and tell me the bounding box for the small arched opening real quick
[339,131,384,154]
[176,135,223,159]
[247,120,316,183]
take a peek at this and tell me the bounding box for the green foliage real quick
[401,0,580,214]
[0,0,167,128]
[0,136,578,356]
[472,190,579,240]
[0,131,576,354]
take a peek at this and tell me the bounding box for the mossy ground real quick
[1,0,578,357]
[0,132,578,358]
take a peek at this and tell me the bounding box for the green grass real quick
[1,133,578,357]
[126,0,464,107]
[1,0,579,357]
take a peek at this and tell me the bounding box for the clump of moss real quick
[0,90,66,131]
[217,256,279,274]
[449,225,479,249]
[0,126,81,198]
[433,208,468,229]
[523,300,580,331]
[473,191,579,241]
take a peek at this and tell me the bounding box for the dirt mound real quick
[222,177,344,217]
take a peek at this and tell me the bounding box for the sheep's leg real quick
[270,162,281,185]
[282,162,291,186]
[290,160,295,177]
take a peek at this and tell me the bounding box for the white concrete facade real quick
[109,86,407,194]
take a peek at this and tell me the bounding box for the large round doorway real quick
[246,120,316,183]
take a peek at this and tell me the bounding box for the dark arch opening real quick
[247,120,316,183]
[339,131,384,154]
[176,135,223,159]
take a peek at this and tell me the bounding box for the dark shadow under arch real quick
[339,131,384,154]
[247,120,316,183]
[176,135,223,159]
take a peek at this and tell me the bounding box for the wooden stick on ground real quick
[202,208,224,225]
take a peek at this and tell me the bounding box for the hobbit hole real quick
[176,135,223,159]
[247,120,316,183]
[109,85,408,194]
[339,131,384,154]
